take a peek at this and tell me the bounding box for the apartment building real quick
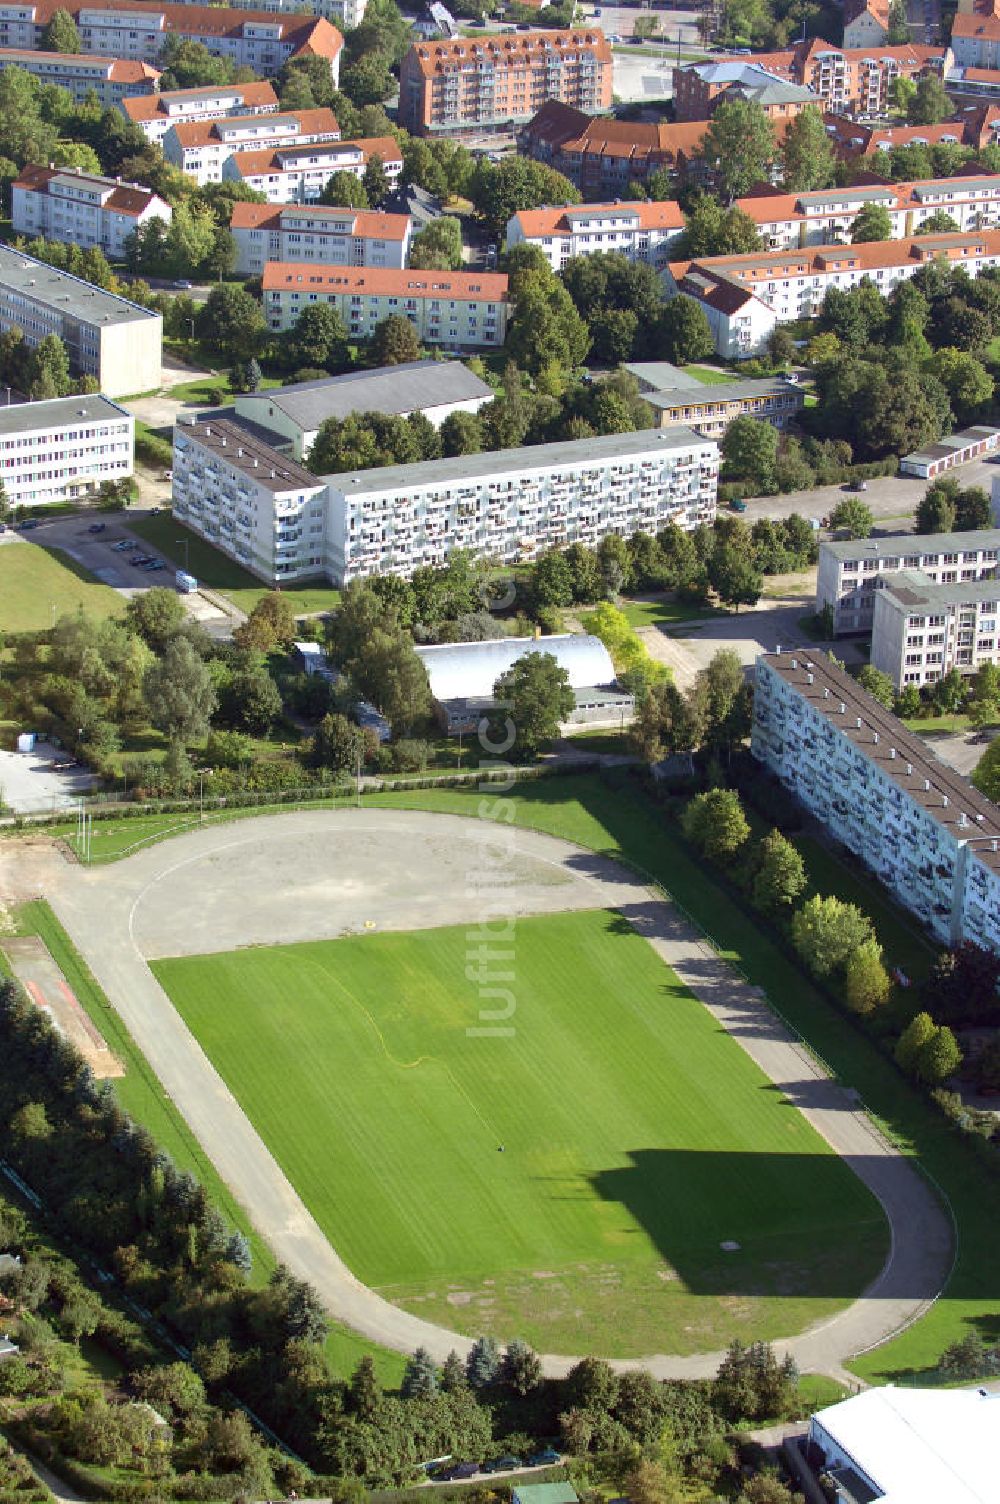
[172,416,329,582]
[0,244,162,398]
[11,166,171,260]
[0,1,343,83]
[234,361,493,459]
[842,0,890,48]
[751,648,1000,950]
[519,101,705,196]
[826,103,1000,157]
[506,200,685,270]
[737,175,1000,250]
[325,425,718,585]
[0,394,133,508]
[815,528,1000,634]
[623,362,805,437]
[871,571,1000,688]
[176,0,366,27]
[262,263,510,348]
[399,29,613,137]
[672,59,818,122]
[0,49,159,104]
[951,10,1000,68]
[230,202,410,274]
[222,134,401,204]
[163,108,341,187]
[120,81,279,145]
[664,230,1000,358]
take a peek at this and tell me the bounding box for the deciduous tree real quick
[493,650,575,758]
[752,829,807,914]
[791,894,874,977]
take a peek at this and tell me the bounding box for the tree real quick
[926,347,993,424]
[361,152,388,207]
[465,1335,500,1390]
[28,334,71,399]
[917,1024,962,1084]
[657,294,714,364]
[973,735,1000,803]
[285,303,349,374]
[916,209,960,237]
[851,202,897,246]
[408,216,463,270]
[500,1339,541,1396]
[781,105,835,191]
[126,587,186,652]
[828,497,874,539]
[857,664,896,708]
[681,788,750,863]
[311,712,367,774]
[677,195,762,258]
[916,477,958,533]
[722,415,778,493]
[844,939,892,1015]
[895,1010,937,1075]
[752,829,807,914]
[956,484,992,531]
[471,155,579,239]
[493,651,574,758]
[197,284,265,363]
[400,1347,438,1399]
[791,894,874,978]
[908,72,952,126]
[709,546,763,612]
[693,647,751,753]
[319,170,369,208]
[368,313,421,366]
[143,638,217,745]
[41,8,81,50]
[347,1356,380,1421]
[506,278,590,376]
[233,592,298,652]
[701,98,775,201]
[219,667,282,735]
[439,410,483,457]
[622,1460,681,1504]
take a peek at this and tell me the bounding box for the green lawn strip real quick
[618,594,721,630]
[684,366,738,385]
[125,516,341,616]
[0,544,124,633]
[359,776,998,1378]
[9,900,403,1387]
[563,731,632,756]
[152,908,885,1359]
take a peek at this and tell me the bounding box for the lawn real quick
[0,543,124,633]
[125,514,341,615]
[152,908,887,1359]
[9,900,404,1387]
[685,366,737,385]
[618,593,721,630]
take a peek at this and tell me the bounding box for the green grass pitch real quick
[152,909,888,1357]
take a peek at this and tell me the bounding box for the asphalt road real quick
[753,458,999,528]
[4,808,954,1383]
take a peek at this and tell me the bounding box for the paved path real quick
[0,810,954,1379]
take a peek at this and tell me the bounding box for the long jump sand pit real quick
[1,935,123,1077]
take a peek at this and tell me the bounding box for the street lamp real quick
[198,766,212,822]
[177,538,190,572]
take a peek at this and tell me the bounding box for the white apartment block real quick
[163,108,341,187]
[0,48,160,103]
[222,135,401,205]
[872,572,1000,688]
[737,175,1000,250]
[325,426,718,585]
[181,0,366,25]
[505,200,686,271]
[121,81,280,146]
[752,649,1000,952]
[665,230,1000,358]
[263,264,510,349]
[0,394,133,508]
[172,417,329,582]
[230,202,411,274]
[0,244,162,399]
[0,1,343,83]
[11,166,171,261]
[816,529,1000,635]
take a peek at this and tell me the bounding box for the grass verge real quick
[0,544,124,633]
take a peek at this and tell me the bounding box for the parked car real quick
[17,518,40,530]
[88,522,106,533]
[130,554,152,567]
[526,1449,561,1467]
[172,280,192,291]
[729,496,747,512]
[112,540,131,551]
[442,1462,478,1480]
[482,1456,522,1474]
[845,479,869,492]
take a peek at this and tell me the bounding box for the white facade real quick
[12,168,171,260]
[752,649,1000,950]
[222,136,401,205]
[739,176,1000,251]
[230,202,411,275]
[871,572,1000,688]
[177,0,366,24]
[0,48,160,103]
[163,109,341,187]
[506,201,686,271]
[815,530,1000,635]
[0,245,162,400]
[0,394,133,508]
[120,82,280,145]
[172,418,328,582]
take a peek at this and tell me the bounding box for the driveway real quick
[754,458,999,527]
[0,808,953,1382]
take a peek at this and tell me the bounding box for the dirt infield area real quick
[1,935,123,1077]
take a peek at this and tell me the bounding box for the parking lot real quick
[7,513,170,592]
[0,742,96,815]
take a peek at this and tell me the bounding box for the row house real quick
[0,1,342,83]
[230,201,411,274]
[0,48,159,104]
[0,394,133,508]
[262,262,510,348]
[815,527,1000,634]
[871,571,1000,688]
[120,81,280,146]
[735,174,1000,249]
[163,107,341,187]
[398,29,612,137]
[505,200,685,270]
[751,649,1000,952]
[11,165,171,260]
[623,362,805,437]
[222,134,401,204]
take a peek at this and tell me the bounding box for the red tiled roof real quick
[12,164,162,216]
[669,227,1000,283]
[169,107,339,148]
[953,11,1000,39]
[843,0,891,26]
[121,80,277,123]
[262,262,509,301]
[26,0,342,58]
[229,134,400,176]
[230,202,411,240]
[513,199,685,235]
[407,27,611,77]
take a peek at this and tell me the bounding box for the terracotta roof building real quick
[734,173,1000,247]
[230,201,412,273]
[222,134,401,204]
[0,48,159,103]
[11,164,171,259]
[520,100,708,193]
[120,81,279,144]
[842,0,891,49]
[506,199,685,269]
[163,107,341,186]
[399,29,613,136]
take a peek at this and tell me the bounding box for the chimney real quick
[943,795,949,808]
[856,716,862,728]
[960,812,968,828]
[924,779,931,790]
[907,762,913,775]
[791,657,798,669]
[839,702,846,714]
[806,672,814,684]
[824,687,830,698]
[873,731,879,744]
[890,747,896,759]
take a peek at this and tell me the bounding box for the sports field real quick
[153,907,887,1357]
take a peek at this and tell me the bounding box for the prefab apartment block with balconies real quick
[815,528,1000,635]
[751,649,1000,951]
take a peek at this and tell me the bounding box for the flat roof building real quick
[230,201,411,275]
[899,422,1000,477]
[0,243,162,399]
[816,528,1000,635]
[871,569,1000,688]
[0,394,133,508]
[234,360,493,459]
[752,648,1000,949]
